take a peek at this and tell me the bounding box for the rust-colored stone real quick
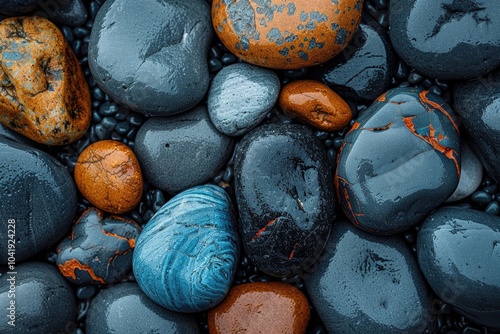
[0,16,91,145]
[208,282,310,334]
[279,80,352,131]
[212,0,362,69]
[74,140,143,214]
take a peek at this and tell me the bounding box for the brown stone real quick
[74,140,143,214]
[212,0,362,69]
[279,80,352,131]
[208,282,310,334]
[0,16,91,145]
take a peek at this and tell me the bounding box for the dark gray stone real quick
[0,0,37,15]
[89,0,212,116]
[0,123,33,145]
[34,0,88,26]
[306,221,435,334]
[446,140,483,202]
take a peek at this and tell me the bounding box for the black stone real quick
[0,0,37,15]
[34,0,88,26]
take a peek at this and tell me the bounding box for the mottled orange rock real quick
[212,0,362,69]
[0,16,91,145]
[208,282,310,334]
[74,140,143,214]
[279,80,352,131]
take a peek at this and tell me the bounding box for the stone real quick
[335,88,460,234]
[309,20,394,101]
[133,185,239,312]
[0,122,33,145]
[278,79,352,131]
[389,0,500,80]
[57,207,142,285]
[0,16,91,145]
[0,135,77,264]
[35,0,88,27]
[305,220,434,334]
[208,63,280,136]
[212,0,363,69]
[0,262,76,334]
[446,140,483,202]
[235,123,336,277]
[86,283,200,334]
[208,282,310,334]
[417,207,500,329]
[89,0,212,116]
[74,140,143,214]
[0,0,37,15]
[135,106,234,194]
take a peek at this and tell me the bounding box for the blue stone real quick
[133,185,239,312]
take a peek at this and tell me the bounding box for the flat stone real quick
[446,140,483,202]
[0,0,37,15]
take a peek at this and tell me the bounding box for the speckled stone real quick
[0,16,91,145]
[0,136,77,264]
[417,207,500,329]
[208,282,310,334]
[0,262,76,334]
[0,0,37,15]
[133,185,239,312]
[36,0,88,27]
[305,220,434,334]
[89,0,212,116]
[135,106,234,194]
[86,283,200,334]
[208,63,280,136]
[74,140,143,214]
[212,0,363,69]
[446,140,483,202]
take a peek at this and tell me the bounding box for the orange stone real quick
[212,0,362,69]
[74,140,143,214]
[208,282,310,334]
[0,16,91,145]
[279,80,352,131]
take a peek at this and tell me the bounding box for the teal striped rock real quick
[132,185,239,312]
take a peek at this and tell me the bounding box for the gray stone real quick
[34,0,88,26]
[0,0,37,15]
[446,140,483,202]
[0,122,33,145]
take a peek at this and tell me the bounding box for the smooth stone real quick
[389,0,500,80]
[135,106,234,194]
[86,283,200,334]
[208,282,310,334]
[417,207,500,328]
[89,0,212,116]
[133,185,239,312]
[211,0,363,69]
[57,208,142,285]
[208,63,280,136]
[74,140,143,214]
[0,16,91,145]
[235,123,336,277]
[309,20,394,101]
[446,140,483,202]
[35,0,88,27]
[278,79,352,131]
[335,88,460,234]
[0,122,33,145]
[0,0,37,15]
[305,221,434,334]
[0,136,77,264]
[0,262,76,334]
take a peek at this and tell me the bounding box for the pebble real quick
[211,0,363,69]
[89,0,212,116]
[133,185,239,312]
[389,0,500,80]
[208,282,310,334]
[417,207,500,329]
[278,79,352,131]
[135,106,234,194]
[309,21,394,101]
[208,63,280,136]
[0,16,91,145]
[446,140,483,202]
[86,283,200,334]
[74,140,143,214]
[335,88,460,234]
[0,136,77,263]
[235,123,336,277]
[57,207,142,285]
[0,122,33,145]
[0,262,76,333]
[305,220,434,333]
[34,0,88,26]
[0,0,37,15]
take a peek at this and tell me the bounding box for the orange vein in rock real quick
[418,90,459,134]
[252,218,277,241]
[58,259,106,284]
[101,229,136,248]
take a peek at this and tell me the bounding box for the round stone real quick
[0,0,37,15]
[74,140,143,214]
[212,0,363,69]
[446,140,483,202]
[35,0,89,27]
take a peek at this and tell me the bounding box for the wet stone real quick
[34,0,88,26]
[446,140,483,202]
[0,0,37,15]
[335,87,460,234]
[235,123,336,277]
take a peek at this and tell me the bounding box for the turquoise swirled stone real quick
[132,184,239,312]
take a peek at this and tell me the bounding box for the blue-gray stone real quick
[133,185,239,312]
[0,0,37,15]
[446,140,483,202]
